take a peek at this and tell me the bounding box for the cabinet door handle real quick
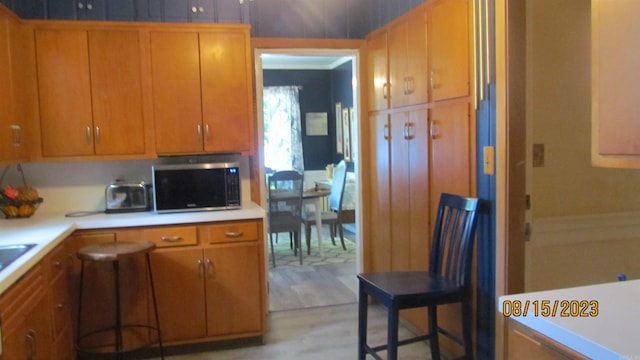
[383,123,389,140]
[430,120,440,140]
[430,71,438,90]
[405,122,414,140]
[224,231,243,238]
[206,258,215,278]
[85,126,92,144]
[77,2,84,9]
[191,6,198,13]
[197,259,204,278]
[161,236,183,242]
[25,329,37,360]
[197,124,203,140]
[382,83,388,100]
[205,124,210,141]
[10,125,21,147]
[198,6,205,12]
[94,126,100,144]
[87,2,93,10]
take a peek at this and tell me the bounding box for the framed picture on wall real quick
[335,102,343,153]
[342,107,352,162]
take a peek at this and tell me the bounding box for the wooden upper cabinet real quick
[389,9,428,108]
[35,27,146,158]
[151,26,254,155]
[0,11,14,163]
[366,29,389,111]
[592,0,640,168]
[428,0,470,101]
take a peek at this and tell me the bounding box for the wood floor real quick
[162,303,432,360]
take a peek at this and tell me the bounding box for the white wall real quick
[1,155,252,215]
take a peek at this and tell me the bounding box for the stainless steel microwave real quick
[152,162,241,213]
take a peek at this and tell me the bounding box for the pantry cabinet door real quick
[35,29,94,157]
[200,30,253,154]
[88,29,145,156]
[150,31,204,154]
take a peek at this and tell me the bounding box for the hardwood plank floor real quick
[162,303,432,360]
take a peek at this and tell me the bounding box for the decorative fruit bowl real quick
[1,186,43,219]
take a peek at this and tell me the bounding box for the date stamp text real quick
[502,299,599,317]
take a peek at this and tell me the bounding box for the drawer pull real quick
[224,231,244,238]
[161,236,183,242]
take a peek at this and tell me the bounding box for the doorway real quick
[255,48,362,312]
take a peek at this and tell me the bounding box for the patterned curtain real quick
[263,86,304,173]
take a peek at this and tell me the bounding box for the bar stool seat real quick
[76,241,164,359]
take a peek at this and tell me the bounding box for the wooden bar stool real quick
[76,241,164,359]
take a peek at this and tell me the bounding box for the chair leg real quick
[462,299,474,360]
[329,224,336,246]
[269,233,276,268]
[295,232,303,265]
[289,232,293,249]
[387,302,400,360]
[338,221,346,250]
[357,284,368,360]
[305,223,312,253]
[428,306,441,360]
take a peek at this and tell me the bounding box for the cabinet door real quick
[592,0,640,167]
[2,290,53,360]
[217,0,248,23]
[390,109,430,271]
[0,13,13,162]
[366,29,389,111]
[150,248,207,342]
[429,101,472,223]
[428,0,470,101]
[150,31,204,154]
[205,242,263,336]
[88,30,145,156]
[389,10,427,107]
[136,0,163,21]
[35,29,94,157]
[200,29,253,154]
[106,0,136,21]
[368,113,391,272]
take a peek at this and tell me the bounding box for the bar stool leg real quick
[113,260,123,360]
[146,253,165,359]
[76,260,86,352]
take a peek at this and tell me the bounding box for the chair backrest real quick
[429,193,481,289]
[328,160,347,213]
[267,170,304,231]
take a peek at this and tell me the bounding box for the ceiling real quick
[260,54,352,70]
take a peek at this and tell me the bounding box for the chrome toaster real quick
[105,182,151,213]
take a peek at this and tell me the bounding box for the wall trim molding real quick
[531,211,640,247]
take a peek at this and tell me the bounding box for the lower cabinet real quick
[507,318,589,360]
[148,221,265,343]
[0,264,53,360]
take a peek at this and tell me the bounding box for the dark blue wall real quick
[263,61,353,170]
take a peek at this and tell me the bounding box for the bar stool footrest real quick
[77,324,162,356]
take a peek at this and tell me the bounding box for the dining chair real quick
[302,160,348,253]
[357,193,483,360]
[267,170,304,267]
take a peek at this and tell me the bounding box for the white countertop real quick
[499,279,640,359]
[0,203,265,295]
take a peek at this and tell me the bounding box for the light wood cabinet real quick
[150,25,254,155]
[0,8,29,163]
[46,242,74,360]
[147,220,265,343]
[34,26,147,158]
[591,0,640,168]
[368,112,391,272]
[389,108,431,271]
[366,29,389,111]
[507,318,589,360]
[428,0,470,101]
[389,8,428,108]
[0,264,53,360]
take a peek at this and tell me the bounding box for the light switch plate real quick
[483,146,495,175]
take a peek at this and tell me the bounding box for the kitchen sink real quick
[0,244,37,272]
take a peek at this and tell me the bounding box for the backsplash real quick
[1,155,252,215]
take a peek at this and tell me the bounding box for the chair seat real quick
[358,272,465,307]
[77,241,156,262]
[302,211,339,222]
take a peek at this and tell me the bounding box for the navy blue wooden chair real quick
[357,193,482,360]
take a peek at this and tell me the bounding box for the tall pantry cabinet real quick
[364,0,475,336]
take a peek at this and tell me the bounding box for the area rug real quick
[269,228,356,268]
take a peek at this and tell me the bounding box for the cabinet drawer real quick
[201,221,259,244]
[47,243,68,281]
[50,272,71,336]
[141,226,198,248]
